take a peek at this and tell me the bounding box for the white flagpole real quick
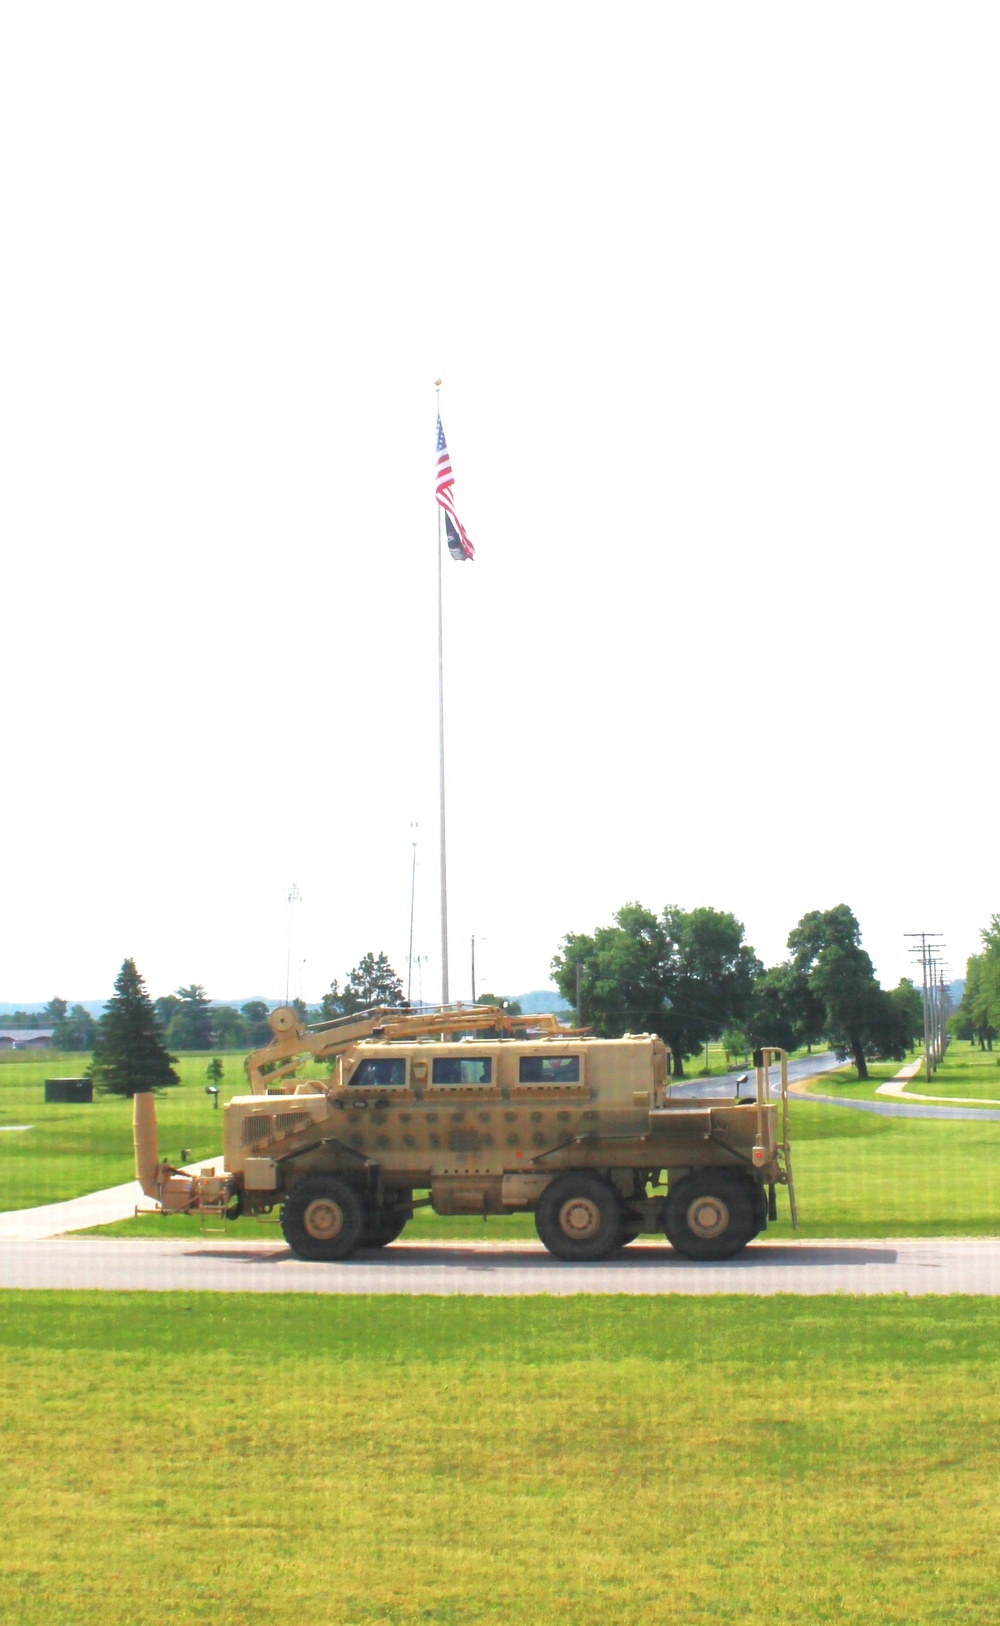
[435,380,450,1005]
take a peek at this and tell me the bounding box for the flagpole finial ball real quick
[434,378,442,387]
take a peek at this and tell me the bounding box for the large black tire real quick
[663,1171,757,1261]
[280,1174,365,1261]
[358,1209,409,1249]
[535,1173,624,1261]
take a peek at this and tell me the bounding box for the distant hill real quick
[1,991,572,1021]
[0,1000,107,1019]
[514,989,572,1014]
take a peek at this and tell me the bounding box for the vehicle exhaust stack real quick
[133,1091,159,1193]
[132,1090,209,1212]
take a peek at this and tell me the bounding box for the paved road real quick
[3,1235,1000,1296]
[669,1051,843,1098]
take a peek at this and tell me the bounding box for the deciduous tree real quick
[552,903,760,1078]
[168,984,215,1050]
[241,1001,273,1047]
[53,1003,97,1052]
[321,954,405,1017]
[788,904,907,1079]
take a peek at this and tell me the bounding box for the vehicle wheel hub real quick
[559,1196,601,1240]
[303,1197,344,1241]
[686,1195,730,1240]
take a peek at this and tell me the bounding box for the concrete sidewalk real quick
[876,1056,1000,1107]
[0,1157,224,1242]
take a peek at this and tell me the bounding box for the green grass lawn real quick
[87,1092,1000,1243]
[803,1042,1000,1104]
[10,1046,1000,1243]
[1,1292,999,1625]
[0,1052,246,1211]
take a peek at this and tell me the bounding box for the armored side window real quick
[431,1056,492,1085]
[518,1055,580,1084]
[349,1058,407,1088]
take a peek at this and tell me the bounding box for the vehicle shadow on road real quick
[190,1241,900,1269]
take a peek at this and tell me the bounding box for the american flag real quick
[435,415,475,561]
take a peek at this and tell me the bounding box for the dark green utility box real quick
[45,1078,93,1103]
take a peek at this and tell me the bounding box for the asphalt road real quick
[4,1236,1000,1296]
[669,1051,843,1098]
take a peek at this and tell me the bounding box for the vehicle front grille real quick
[242,1115,274,1146]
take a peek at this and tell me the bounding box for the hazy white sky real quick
[2,2,996,1007]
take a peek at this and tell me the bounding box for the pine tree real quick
[89,959,180,1097]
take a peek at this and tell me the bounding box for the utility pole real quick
[905,932,943,1085]
[471,934,476,1005]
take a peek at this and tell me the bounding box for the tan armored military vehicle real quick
[133,1004,797,1261]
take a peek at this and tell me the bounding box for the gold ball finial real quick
[434,378,442,387]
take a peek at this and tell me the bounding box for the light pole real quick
[407,824,419,1003]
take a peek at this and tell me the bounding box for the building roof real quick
[0,1029,55,1043]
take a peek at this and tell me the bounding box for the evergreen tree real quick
[89,959,180,1097]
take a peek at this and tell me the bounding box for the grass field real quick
[0,1051,246,1211]
[85,1090,1000,1243]
[1,1291,999,1625]
[8,1046,1000,1243]
[804,1043,1000,1104]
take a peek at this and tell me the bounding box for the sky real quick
[1,2,997,1009]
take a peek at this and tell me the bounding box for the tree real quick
[952,923,1000,1050]
[43,996,69,1026]
[321,953,405,1018]
[721,1028,749,1067]
[168,984,215,1050]
[747,962,825,1054]
[787,904,905,1079]
[89,959,179,1097]
[661,906,761,1076]
[476,993,523,1016]
[241,1001,273,1047]
[206,1056,224,1084]
[53,1003,97,1052]
[551,902,760,1078]
[155,994,180,1030]
[209,1006,246,1049]
[886,978,924,1051]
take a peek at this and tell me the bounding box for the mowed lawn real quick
[89,1093,1000,1243]
[7,1047,1000,1242]
[2,1292,999,1626]
[0,1052,246,1211]
[808,1042,1000,1104]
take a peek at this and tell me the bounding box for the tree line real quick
[950,915,1000,1050]
[552,901,923,1080]
[22,952,412,1057]
[46,908,926,1094]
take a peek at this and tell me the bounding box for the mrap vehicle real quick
[133,1004,797,1261]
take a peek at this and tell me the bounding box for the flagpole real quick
[435,380,450,1005]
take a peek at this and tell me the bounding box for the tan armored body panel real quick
[134,1005,796,1262]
